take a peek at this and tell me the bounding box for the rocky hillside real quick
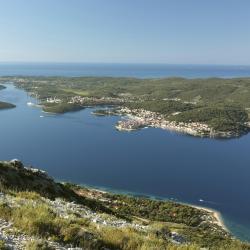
[0,160,249,250]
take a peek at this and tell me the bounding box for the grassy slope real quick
[0,161,249,249]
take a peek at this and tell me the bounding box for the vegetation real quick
[0,201,103,249]
[6,76,250,107]
[42,102,84,113]
[0,161,78,200]
[126,100,195,115]
[170,103,249,132]
[102,193,204,227]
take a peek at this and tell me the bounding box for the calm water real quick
[0,63,250,78]
[0,63,250,241]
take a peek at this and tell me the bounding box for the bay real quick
[0,63,250,241]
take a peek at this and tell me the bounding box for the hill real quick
[0,160,249,249]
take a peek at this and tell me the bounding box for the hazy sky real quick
[0,0,250,64]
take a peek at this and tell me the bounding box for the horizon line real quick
[0,61,250,67]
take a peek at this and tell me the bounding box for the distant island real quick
[1,76,250,138]
[0,159,249,249]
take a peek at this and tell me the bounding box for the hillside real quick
[0,160,249,250]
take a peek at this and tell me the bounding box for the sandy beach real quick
[191,204,229,232]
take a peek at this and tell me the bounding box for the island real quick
[0,85,16,110]
[0,101,16,110]
[0,159,249,249]
[1,76,250,138]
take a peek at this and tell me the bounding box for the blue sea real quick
[0,62,250,78]
[0,63,250,241]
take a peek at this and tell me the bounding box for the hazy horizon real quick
[0,62,250,67]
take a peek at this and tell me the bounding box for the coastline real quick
[80,183,229,233]
[189,204,228,232]
[114,107,248,139]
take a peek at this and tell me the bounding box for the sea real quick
[0,62,250,78]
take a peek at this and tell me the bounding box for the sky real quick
[0,0,250,65]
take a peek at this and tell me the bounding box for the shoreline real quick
[78,183,229,233]
[115,108,247,139]
[191,204,228,231]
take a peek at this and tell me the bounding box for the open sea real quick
[0,63,250,241]
[0,62,250,78]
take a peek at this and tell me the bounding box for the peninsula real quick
[1,76,250,138]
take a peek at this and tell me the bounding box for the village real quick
[116,107,215,137]
[67,95,125,106]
